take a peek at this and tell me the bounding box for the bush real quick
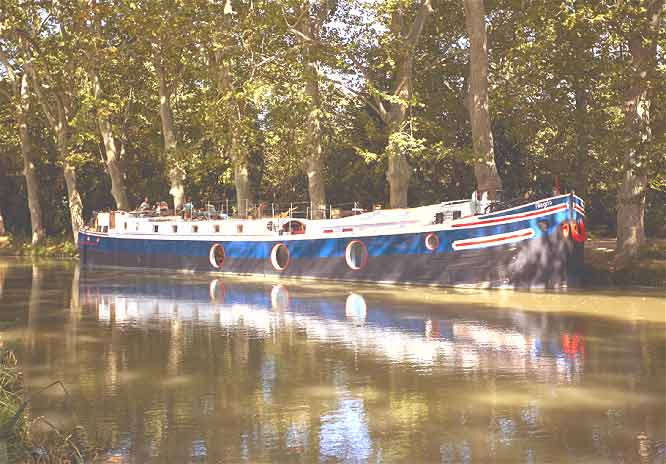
[5,236,78,258]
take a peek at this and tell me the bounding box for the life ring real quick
[571,220,586,242]
[561,223,571,239]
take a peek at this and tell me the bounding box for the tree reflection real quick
[0,263,662,463]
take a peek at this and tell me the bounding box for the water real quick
[0,259,664,463]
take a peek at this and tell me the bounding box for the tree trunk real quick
[214,36,253,218]
[382,0,433,209]
[157,71,185,211]
[91,71,130,210]
[302,49,326,218]
[63,158,84,245]
[573,86,589,198]
[54,120,84,245]
[297,7,328,219]
[23,58,85,243]
[230,136,253,218]
[386,129,411,209]
[18,74,45,245]
[616,0,662,264]
[464,0,502,199]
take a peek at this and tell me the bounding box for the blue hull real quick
[79,194,585,288]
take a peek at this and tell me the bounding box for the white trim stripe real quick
[452,204,567,229]
[477,194,571,218]
[452,228,535,251]
[574,205,585,216]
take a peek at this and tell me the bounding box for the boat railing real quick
[208,199,375,222]
[119,197,477,225]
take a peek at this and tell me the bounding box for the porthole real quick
[271,285,290,310]
[271,243,290,271]
[345,240,368,270]
[209,279,225,302]
[192,225,199,233]
[425,233,440,251]
[209,243,225,269]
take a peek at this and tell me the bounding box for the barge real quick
[79,193,586,288]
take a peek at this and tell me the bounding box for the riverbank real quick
[0,236,77,259]
[0,348,26,462]
[0,346,96,463]
[585,239,665,287]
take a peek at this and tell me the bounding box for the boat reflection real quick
[2,263,660,464]
[81,277,585,381]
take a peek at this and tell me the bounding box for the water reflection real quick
[81,277,587,382]
[0,262,663,463]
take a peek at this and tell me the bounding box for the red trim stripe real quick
[342,227,353,232]
[452,204,567,228]
[574,205,585,215]
[455,230,533,248]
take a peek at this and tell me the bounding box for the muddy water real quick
[0,259,664,463]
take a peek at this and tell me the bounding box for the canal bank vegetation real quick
[585,239,666,287]
[0,236,78,259]
[0,0,664,268]
[0,346,97,463]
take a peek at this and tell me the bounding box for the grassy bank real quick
[0,348,27,462]
[0,236,78,259]
[0,346,97,463]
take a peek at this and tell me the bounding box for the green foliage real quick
[0,0,664,240]
[6,235,78,258]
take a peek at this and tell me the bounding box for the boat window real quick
[124,222,128,230]
[237,224,244,233]
[172,225,178,233]
[425,233,439,251]
[271,243,290,271]
[209,244,225,269]
[282,221,305,235]
[102,226,108,233]
[192,225,199,233]
[153,225,159,233]
[135,223,139,231]
[214,225,220,233]
[345,240,368,270]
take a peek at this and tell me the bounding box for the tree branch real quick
[24,60,58,129]
[347,54,387,119]
[404,0,434,49]
[323,72,386,119]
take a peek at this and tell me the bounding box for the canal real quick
[0,259,664,463]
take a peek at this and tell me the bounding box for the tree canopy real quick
[0,0,664,256]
